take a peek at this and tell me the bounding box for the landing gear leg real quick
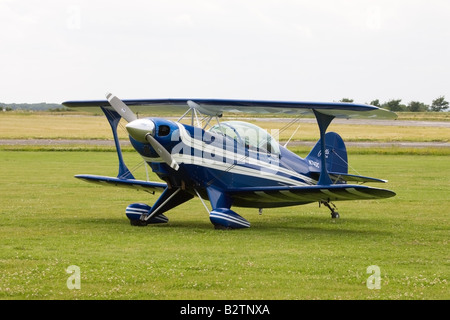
[320,201,340,219]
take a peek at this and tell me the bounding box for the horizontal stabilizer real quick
[75,174,166,193]
[328,172,387,184]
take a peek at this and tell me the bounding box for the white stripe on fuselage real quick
[175,123,314,186]
[138,122,315,187]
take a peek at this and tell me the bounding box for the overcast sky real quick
[1,0,449,105]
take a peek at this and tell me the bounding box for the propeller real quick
[106,93,137,122]
[145,134,180,171]
[105,93,179,171]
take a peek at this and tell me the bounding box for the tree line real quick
[0,102,66,112]
[340,96,449,112]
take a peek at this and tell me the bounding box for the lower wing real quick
[75,174,167,194]
[228,184,396,208]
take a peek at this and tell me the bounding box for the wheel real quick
[331,211,340,219]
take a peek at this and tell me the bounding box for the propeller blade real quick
[105,92,178,170]
[145,134,180,171]
[106,93,137,123]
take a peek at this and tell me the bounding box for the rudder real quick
[305,132,348,174]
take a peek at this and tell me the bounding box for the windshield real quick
[209,121,280,155]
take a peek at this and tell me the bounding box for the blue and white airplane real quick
[63,94,396,229]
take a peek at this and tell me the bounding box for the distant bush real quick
[0,102,68,111]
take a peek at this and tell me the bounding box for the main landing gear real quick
[320,201,340,219]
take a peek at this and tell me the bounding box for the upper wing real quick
[228,184,396,208]
[62,98,397,120]
[75,174,167,194]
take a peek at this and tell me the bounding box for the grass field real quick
[0,150,448,300]
[0,112,448,300]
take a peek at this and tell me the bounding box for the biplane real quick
[62,94,396,229]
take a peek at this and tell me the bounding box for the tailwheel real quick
[331,211,340,219]
[320,201,340,219]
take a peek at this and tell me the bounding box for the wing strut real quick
[313,110,334,186]
[100,106,134,180]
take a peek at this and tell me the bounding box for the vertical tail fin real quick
[305,132,348,174]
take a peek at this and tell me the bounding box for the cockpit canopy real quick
[209,121,280,155]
